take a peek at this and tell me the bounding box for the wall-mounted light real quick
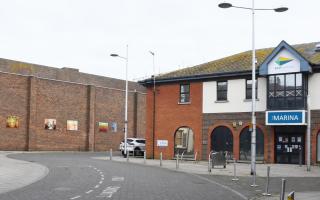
[238,121,243,126]
[232,122,237,128]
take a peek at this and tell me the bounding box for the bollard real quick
[299,147,302,167]
[262,166,271,196]
[109,149,113,161]
[143,151,146,164]
[280,179,286,200]
[176,154,179,170]
[232,159,239,181]
[208,153,211,173]
[160,152,163,167]
[126,150,129,162]
[251,164,258,187]
[287,191,294,200]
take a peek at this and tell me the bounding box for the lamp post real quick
[149,51,156,159]
[218,1,288,186]
[111,45,129,158]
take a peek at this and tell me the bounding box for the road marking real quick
[86,190,93,194]
[96,186,120,198]
[101,177,104,180]
[95,185,100,188]
[190,174,247,200]
[70,195,81,200]
[112,176,124,181]
[99,181,103,184]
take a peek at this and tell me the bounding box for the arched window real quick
[239,127,264,161]
[174,127,194,156]
[317,132,320,162]
[211,126,233,158]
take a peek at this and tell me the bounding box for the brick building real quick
[141,41,320,165]
[0,58,146,151]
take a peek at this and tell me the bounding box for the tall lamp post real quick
[218,1,288,186]
[149,51,156,159]
[111,45,129,158]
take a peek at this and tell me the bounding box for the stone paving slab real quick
[0,152,49,194]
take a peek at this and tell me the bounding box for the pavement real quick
[0,151,319,200]
[0,152,48,194]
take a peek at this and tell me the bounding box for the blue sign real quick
[266,111,306,125]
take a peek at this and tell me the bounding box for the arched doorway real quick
[211,126,233,158]
[174,127,194,156]
[317,132,320,162]
[239,127,264,161]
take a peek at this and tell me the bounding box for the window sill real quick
[178,102,191,105]
[243,98,260,102]
[215,100,229,103]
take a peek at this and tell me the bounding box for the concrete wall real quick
[203,78,267,113]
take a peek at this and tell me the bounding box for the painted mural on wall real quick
[98,122,108,132]
[111,122,117,132]
[67,120,78,131]
[6,116,19,128]
[44,119,56,130]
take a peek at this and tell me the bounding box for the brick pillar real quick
[26,76,37,151]
[87,85,96,151]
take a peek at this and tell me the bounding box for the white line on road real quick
[70,195,81,200]
[99,181,103,184]
[112,176,124,181]
[86,190,93,194]
[190,174,247,200]
[95,185,100,188]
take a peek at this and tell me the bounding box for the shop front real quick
[274,126,305,164]
[260,41,312,164]
[267,110,307,164]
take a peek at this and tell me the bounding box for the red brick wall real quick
[0,71,146,151]
[145,82,203,159]
[0,73,29,150]
[30,78,89,151]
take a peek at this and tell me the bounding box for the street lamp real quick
[149,51,156,159]
[111,45,129,158]
[218,1,288,187]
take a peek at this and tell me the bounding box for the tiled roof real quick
[157,41,320,80]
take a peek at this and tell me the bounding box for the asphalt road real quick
[1,152,247,200]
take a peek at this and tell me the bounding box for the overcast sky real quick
[0,0,318,81]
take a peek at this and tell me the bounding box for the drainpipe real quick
[307,94,311,171]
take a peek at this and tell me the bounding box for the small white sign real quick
[157,140,168,147]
